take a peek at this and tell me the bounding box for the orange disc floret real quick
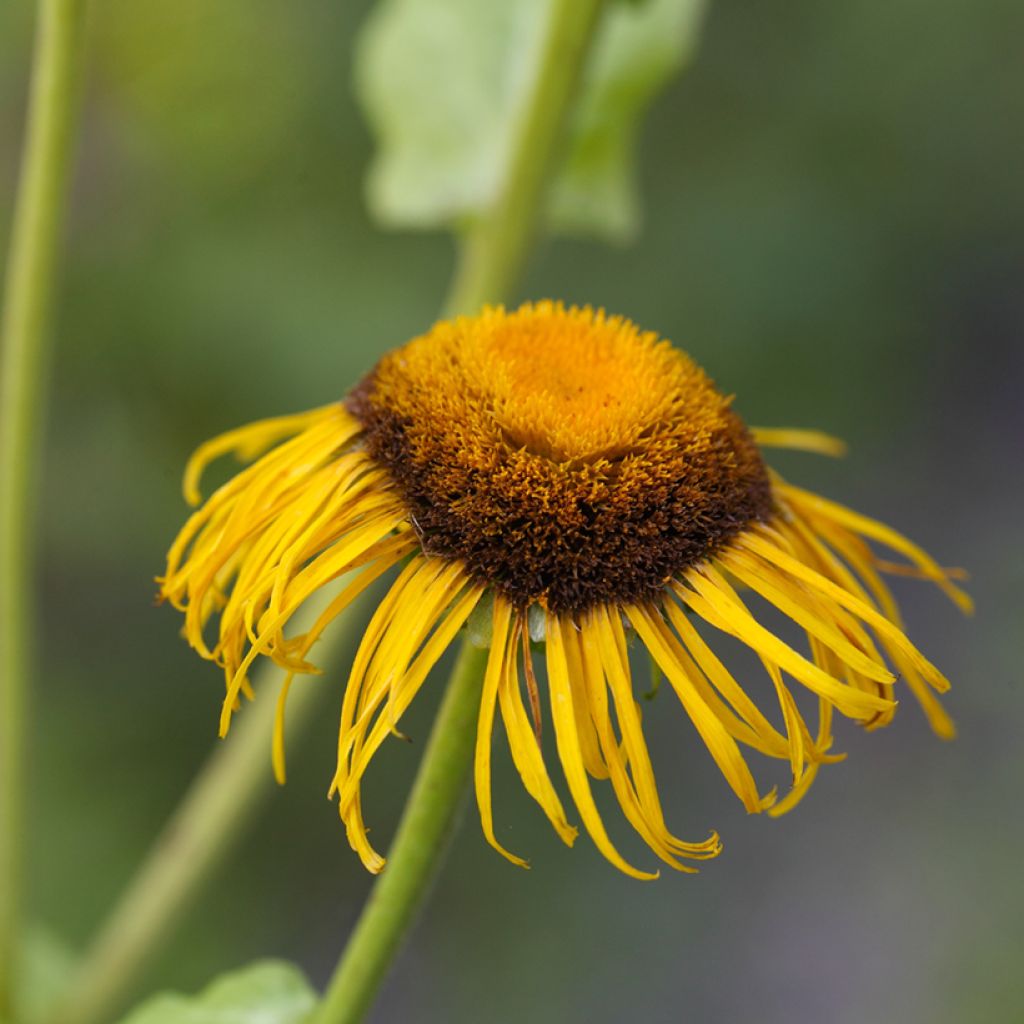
[347,301,772,613]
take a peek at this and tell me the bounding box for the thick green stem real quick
[312,639,488,1024]
[443,0,605,318]
[47,594,363,1024]
[0,0,87,1014]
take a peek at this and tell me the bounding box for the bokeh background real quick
[2,0,1022,1021]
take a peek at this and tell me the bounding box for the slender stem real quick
[47,594,362,1024]
[312,639,488,1024]
[312,5,607,1021]
[0,0,88,1014]
[443,0,605,318]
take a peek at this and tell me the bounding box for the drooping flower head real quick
[160,302,970,878]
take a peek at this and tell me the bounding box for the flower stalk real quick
[311,639,489,1024]
[47,587,367,1024]
[443,0,606,318]
[313,1,607,1019]
[0,0,88,1014]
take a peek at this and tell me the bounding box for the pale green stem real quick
[443,0,605,318]
[314,3,606,1022]
[47,594,364,1024]
[0,0,87,1015]
[311,639,489,1024]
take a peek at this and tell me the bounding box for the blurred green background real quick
[2,0,1022,1021]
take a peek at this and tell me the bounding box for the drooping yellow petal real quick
[777,483,973,614]
[676,571,893,721]
[496,618,578,848]
[559,618,609,781]
[546,615,658,880]
[474,596,528,868]
[569,622,698,873]
[337,572,484,872]
[769,636,841,817]
[268,541,417,783]
[759,658,805,783]
[717,548,894,684]
[738,530,953,695]
[661,599,791,760]
[182,404,354,505]
[586,609,721,865]
[332,557,433,797]
[648,599,785,757]
[798,517,956,739]
[341,576,484,805]
[217,509,410,736]
[627,604,774,815]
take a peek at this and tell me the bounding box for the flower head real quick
[160,302,970,878]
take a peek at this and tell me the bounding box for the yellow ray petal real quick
[571,622,699,873]
[332,557,432,796]
[739,530,953,695]
[760,658,804,782]
[804,522,956,739]
[752,427,847,457]
[627,604,774,814]
[676,571,895,720]
[649,600,786,757]
[590,609,721,862]
[183,404,354,505]
[717,549,894,684]
[546,616,658,880]
[474,596,528,868]
[559,618,609,781]
[497,618,578,848]
[338,579,483,869]
[661,599,790,759]
[777,483,973,614]
[340,578,484,808]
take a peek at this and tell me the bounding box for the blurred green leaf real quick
[116,961,317,1024]
[9,926,77,1024]
[356,0,706,242]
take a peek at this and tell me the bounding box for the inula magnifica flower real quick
[160,302,970,878]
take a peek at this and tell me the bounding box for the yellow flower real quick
[159,301,971,878]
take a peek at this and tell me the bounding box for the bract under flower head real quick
[160,301,971,878]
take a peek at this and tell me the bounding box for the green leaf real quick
[9,926,77,1024]
[356,0,707,242]
[116,961,317,1024]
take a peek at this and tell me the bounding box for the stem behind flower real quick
[443,0,606,319]
[312,639,489,1024]
[0,0,88,1014]
[315,2,606,1021]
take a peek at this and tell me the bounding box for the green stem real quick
[0,0,87,1015]
[443,0,605,318]
[312,639,488,1024]
[312,5,606,1021]
[47,594,363,1024]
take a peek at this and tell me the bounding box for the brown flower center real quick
[347,301,773,613]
